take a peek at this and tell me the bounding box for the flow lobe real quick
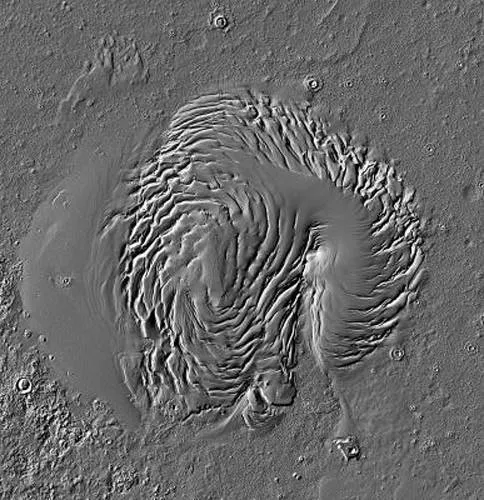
[19,87,424,432]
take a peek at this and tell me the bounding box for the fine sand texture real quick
[0,1,482,499]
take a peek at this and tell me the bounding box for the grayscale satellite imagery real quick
[0,1,482,499]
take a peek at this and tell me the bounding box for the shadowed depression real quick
[19,87,424,432]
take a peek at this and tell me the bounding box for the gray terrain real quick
[0,1,482,499]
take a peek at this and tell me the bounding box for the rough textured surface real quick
[0,0,482,499]
[89,88,423,427]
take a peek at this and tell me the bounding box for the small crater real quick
[209,10,230,31]
[424,143,436,156]
[54,274,73,288]
[213,14,228,29]
[378,110,388,122]
[15,377,32,394]
[390,345,405,361]
[303,75,322,92]
[464,341,479,355]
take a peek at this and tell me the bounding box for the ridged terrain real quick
[84,87,424,431]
